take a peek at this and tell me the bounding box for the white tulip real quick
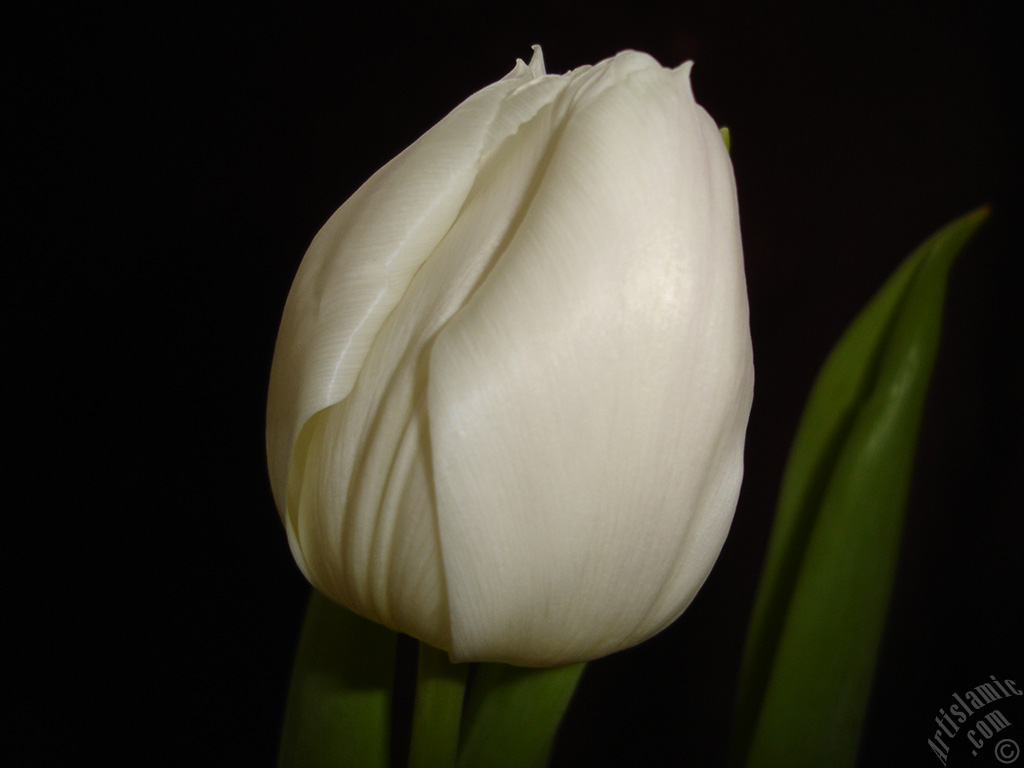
[266,46,753,666]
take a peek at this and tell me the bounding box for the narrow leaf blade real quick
[733,207,989,767]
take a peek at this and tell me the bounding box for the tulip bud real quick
[267,47,753,666]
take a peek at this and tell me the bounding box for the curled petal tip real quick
[528,44,546,77]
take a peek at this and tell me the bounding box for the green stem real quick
[277,590,397,768]
[408,642,469,768]
[457,662,585,768]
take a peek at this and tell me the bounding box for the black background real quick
[23,1,1021,766]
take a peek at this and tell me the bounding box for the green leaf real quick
[731,207,989,768]
[457,662,585,768]
[278,590,397,768]
[408,642,469,768]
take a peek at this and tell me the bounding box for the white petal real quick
[266,55,555,569]
[427,61,753,665]
[273,54,585,640]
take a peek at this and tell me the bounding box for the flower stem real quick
[408,642,469,768]
[277,590,397,768]
[457,662,585,768]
